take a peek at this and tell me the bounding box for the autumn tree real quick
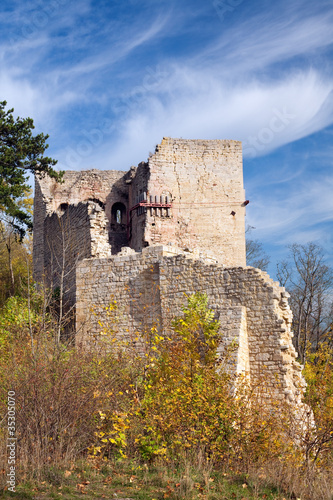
[277,242,333,361]
[134,293,236,462]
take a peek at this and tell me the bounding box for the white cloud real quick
[77,68,332,171]
[246,172,333,247]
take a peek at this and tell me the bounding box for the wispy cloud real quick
[45,14,171,80]
[1,0,333,266]
[71,0,333,169]
[201,8,333,74]
[84,68,332,171]
[0,2,172,126]
[246,166,333,244]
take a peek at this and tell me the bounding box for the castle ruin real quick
[33,137,306,406]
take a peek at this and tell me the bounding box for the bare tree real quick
[45,211,81,348]
[245,226,270,271]
[246,239,270,271]
[277,243,333,362]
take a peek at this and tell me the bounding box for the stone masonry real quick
[33,137,306,406]
[76,245,305,406]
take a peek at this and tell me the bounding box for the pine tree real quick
[0,100,63,238]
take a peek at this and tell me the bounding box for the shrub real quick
[134,294,239,462]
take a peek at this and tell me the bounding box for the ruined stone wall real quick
[33,137,306,408]
[34,138,247,277]
[33,169,129,281]
[33,178,48,283]
[107,172,130,254]
[89,202,112,259]
[43,200,110,334]
[129,162,150,251]
[35,169,127,214]
[217,306,249,377]
[136,138,246,267]
[76,246,172,348]
[44,203,91,308]
[76,246,305,405]
[157,255,304,404]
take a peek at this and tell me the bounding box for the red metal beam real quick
[130,201,172,212]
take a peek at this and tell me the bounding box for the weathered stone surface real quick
[75,245,305,406]
[34,137,246,283]
[33,137,306,408]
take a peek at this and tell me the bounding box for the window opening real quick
[116,209,122,224]
[111,202,126,227]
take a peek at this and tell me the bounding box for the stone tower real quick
[34,138,247,284]
[33,137,307,408]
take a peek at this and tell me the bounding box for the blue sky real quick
[1,0,333,277]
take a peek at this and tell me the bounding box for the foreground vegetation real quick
[0,458,298,499]
[0,288,332,500]
[1,99,332,498]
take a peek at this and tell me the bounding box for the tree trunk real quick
[6,242,15,295]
